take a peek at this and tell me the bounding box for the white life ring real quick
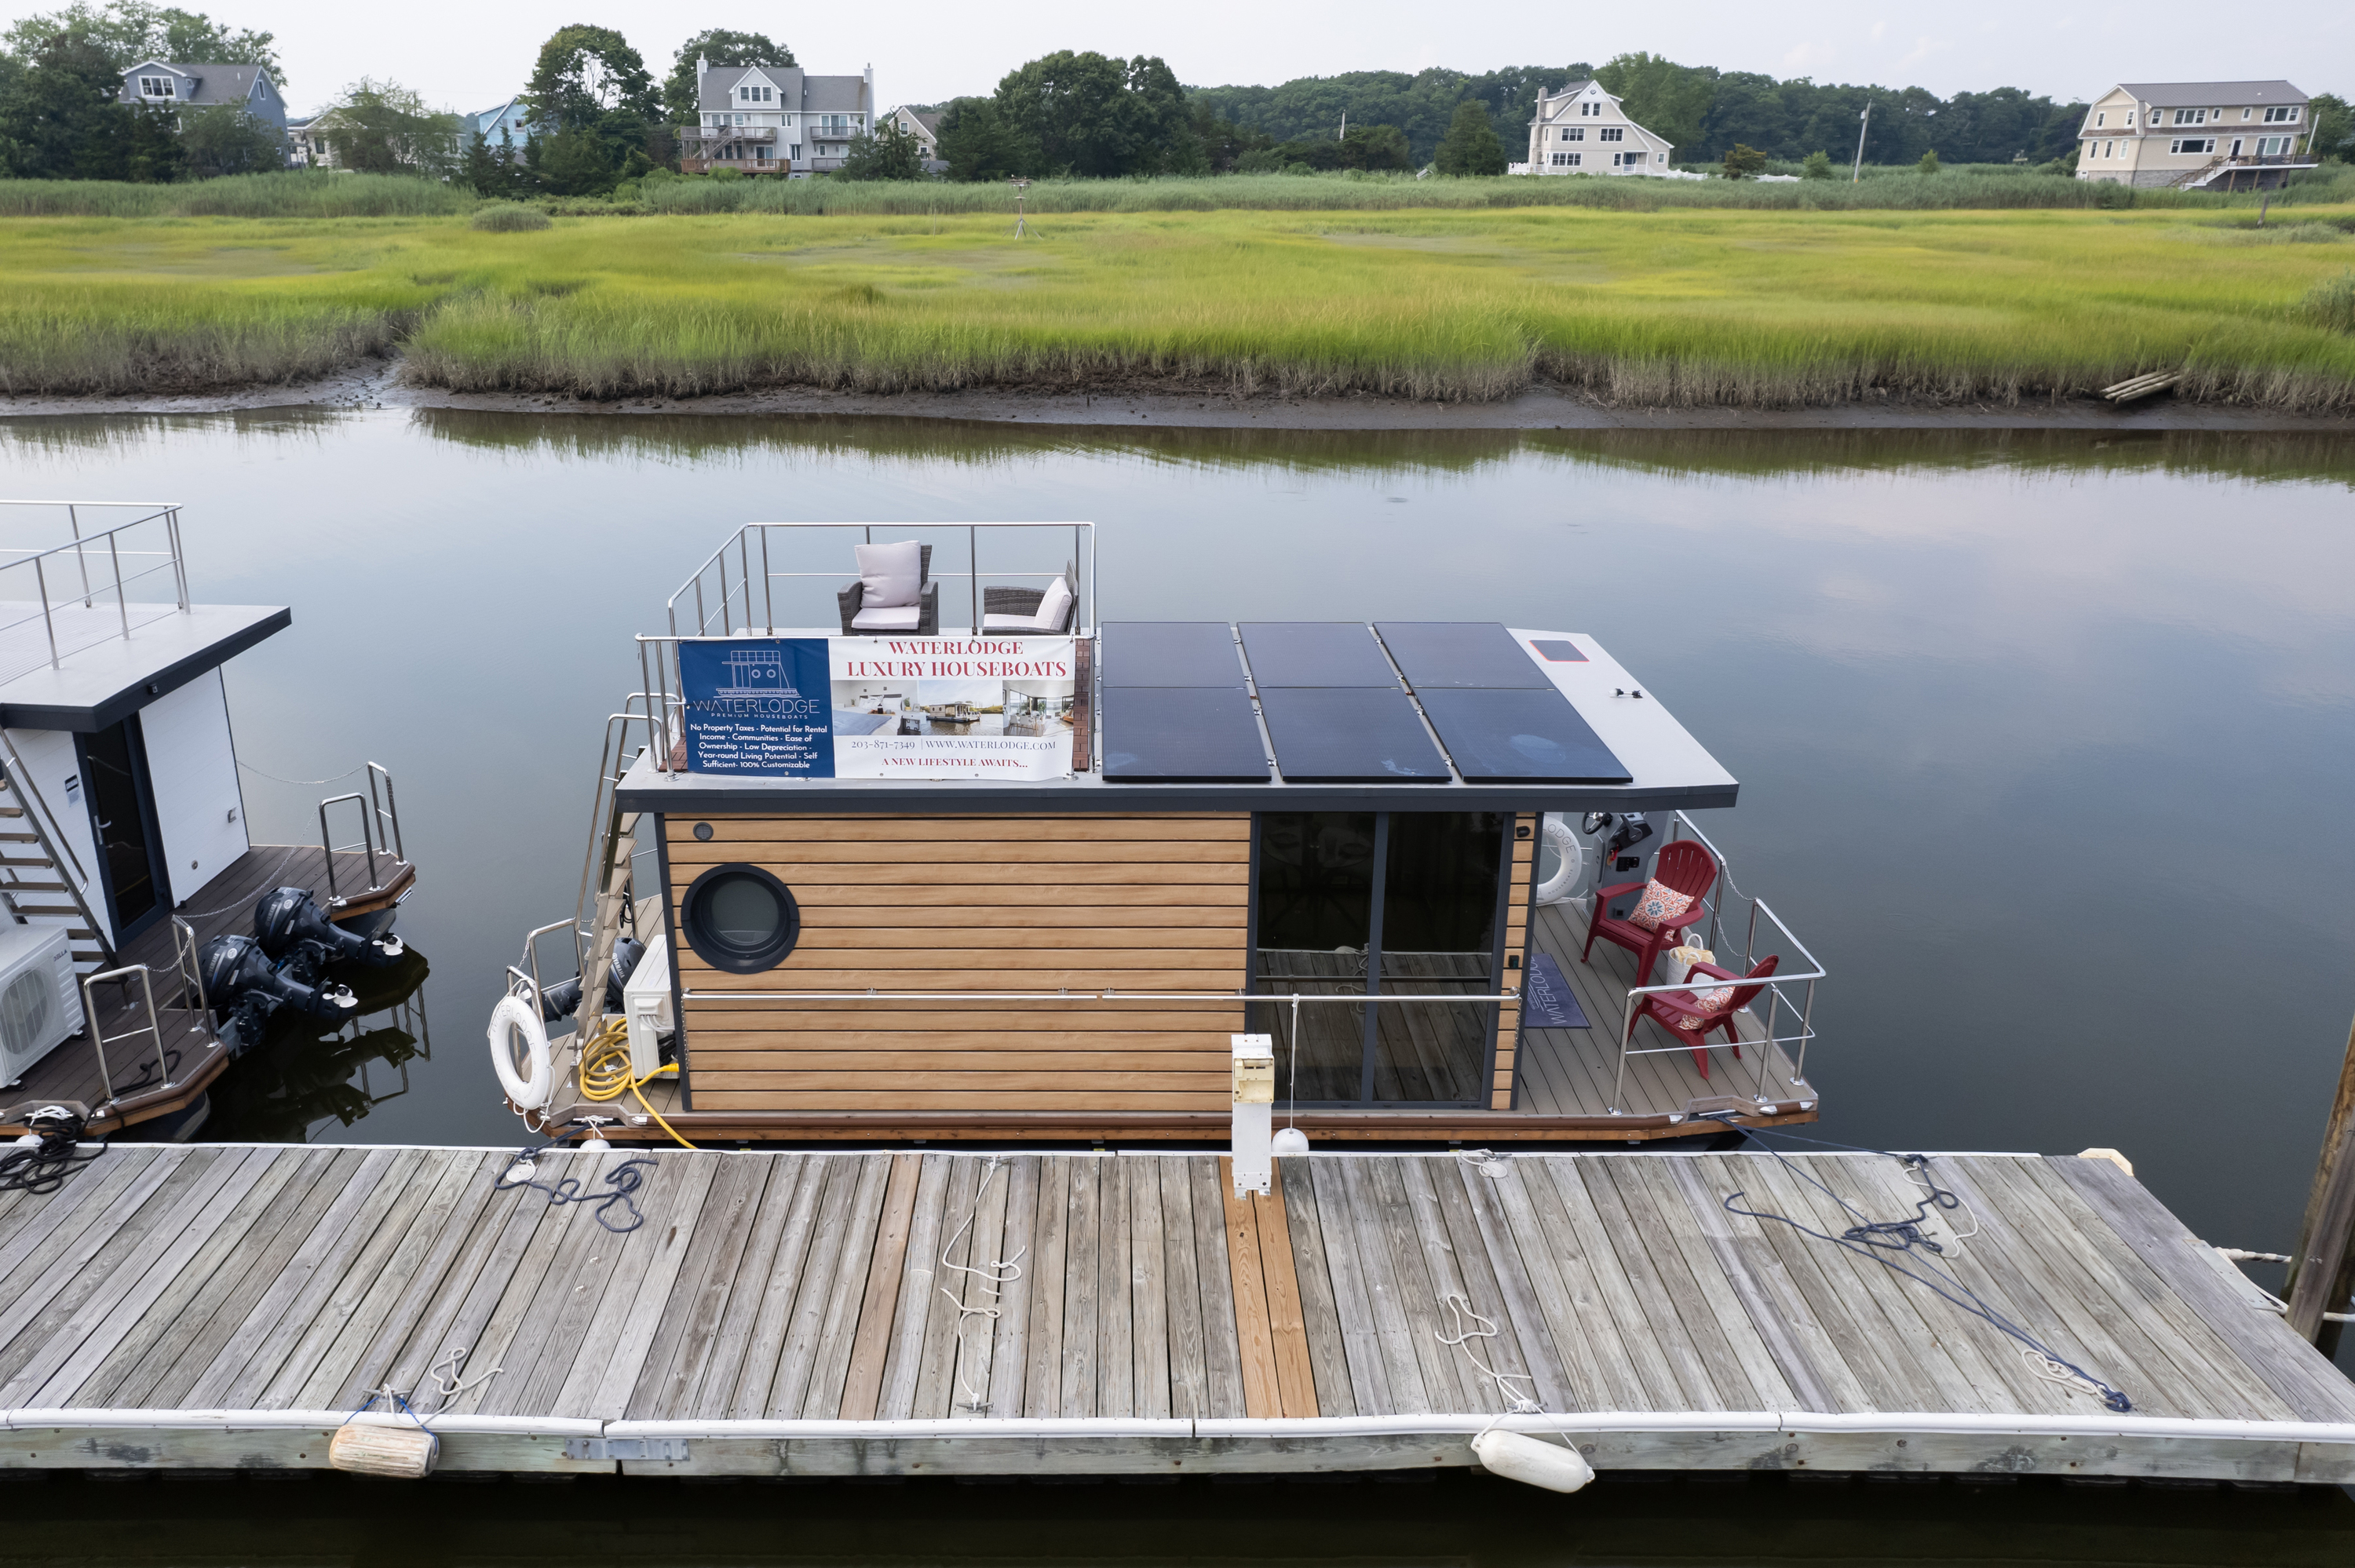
[488,994,553,1111]
[1534,815,1585,904]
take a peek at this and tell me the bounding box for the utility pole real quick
[1338,108,1346,141]
[1852,100,1875,183]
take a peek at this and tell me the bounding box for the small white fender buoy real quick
[487,994,553,1111]
[1472,1428,1595,1493]
[329,1420,437,1479]
[1533,816,1584,905]
[1272,1126,1311,1158]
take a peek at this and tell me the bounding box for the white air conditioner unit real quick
[0,924,82,1088]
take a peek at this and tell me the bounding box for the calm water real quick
[2,414,2351,1556]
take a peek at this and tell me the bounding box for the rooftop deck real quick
[0,1144,2348,1482]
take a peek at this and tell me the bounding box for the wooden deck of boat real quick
[3,844,414,1134]
[542,898,1812,1144]
[2,1144,2351,1482]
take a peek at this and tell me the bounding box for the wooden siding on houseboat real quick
[1494,814,1535,1111]
[663,814,1251,1114]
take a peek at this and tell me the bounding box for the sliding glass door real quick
[1252,811,1507,1107]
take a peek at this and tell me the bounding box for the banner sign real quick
[680,636,1079,781]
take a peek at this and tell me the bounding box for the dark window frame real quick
[678,861,801,974]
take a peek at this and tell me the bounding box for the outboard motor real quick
[199,933,357,1038]
[254,886,403,972]
[536,937,645,1024]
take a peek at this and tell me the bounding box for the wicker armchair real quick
[838,544,939,635]
[980,564,1078,636]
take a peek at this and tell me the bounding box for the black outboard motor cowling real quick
[254,886,403,969]
[537,937,645,1024]
[199,933,357,1039]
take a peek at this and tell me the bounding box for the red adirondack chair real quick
[1632,954,1780,1078]
[1582,839,1717,986]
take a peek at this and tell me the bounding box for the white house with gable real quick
[677,59,874,177]
[1523,79,1674,174]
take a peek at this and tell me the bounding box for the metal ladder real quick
[566,698,666,1033]
[0,731,115,975]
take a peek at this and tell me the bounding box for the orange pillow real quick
[1627,879,1695,932]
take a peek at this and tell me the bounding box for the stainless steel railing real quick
[665,521,1097,641]
[1605,811,1827,1115]
[318,763,405,904]
[0,501,190,685]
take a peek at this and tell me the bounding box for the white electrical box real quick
[1231,1033,1273,1197]
[620,932,673,1080]
[0,924,81,1088]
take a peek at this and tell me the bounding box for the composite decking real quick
[3,844,414,1134]
[1,1144,2350,1481]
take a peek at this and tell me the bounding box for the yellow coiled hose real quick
[577,1018,696,1150]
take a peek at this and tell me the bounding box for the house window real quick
[2171,108,2206,126]
[137,75,173,98]
[2258,136,2292,156]
[2102,140,2113,159]
[1580,101,1601,116]
[2094,111,2105,127]
[1600,127,1623,142]
[1550,151,1580,166]
[1561,127,1583,141]
[2264,105,2300,123]
[2169,138,2215,155]
[2241,108,2254,120]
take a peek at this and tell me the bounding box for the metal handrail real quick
[318,764,405,903]
[664,521,1097,642]
[0,501,190,673]
[573,698,664,938]
[0,728,114,967]
[79,965,173,1104]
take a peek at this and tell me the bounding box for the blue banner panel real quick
[679,638,834,777]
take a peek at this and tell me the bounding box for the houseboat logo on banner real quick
[681,637,1077,780]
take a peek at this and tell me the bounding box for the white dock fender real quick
[1472,1428,1595,1493]
[488,994,553,1111]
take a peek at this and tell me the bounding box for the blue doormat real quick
[1523,952,1590,1030]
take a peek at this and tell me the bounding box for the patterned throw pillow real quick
[1689,983,1735,1011]
[1625,879,1695,932]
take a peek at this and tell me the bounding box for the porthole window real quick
[680,863,800,973]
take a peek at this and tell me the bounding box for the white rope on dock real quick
[937,1155,1026,1415]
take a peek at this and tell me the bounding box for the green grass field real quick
[3,202,2353,407]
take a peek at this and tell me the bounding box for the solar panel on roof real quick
[1101,685,1269,782]
[1372,622,1551,690]
[1257,687,1450,783]
[1415,688,1631,783]
[1097,623,1243,687]
[1239,623,1399,688]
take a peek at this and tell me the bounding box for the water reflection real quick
[206,948,432,1141]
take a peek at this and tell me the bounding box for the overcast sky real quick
[5,0,2344,115]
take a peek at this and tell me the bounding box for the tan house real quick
[2077,81,2316,189]
[1523,79,1674,175]
[882,104,947,175]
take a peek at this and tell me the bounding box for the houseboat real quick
[0,501,420,1140]
[493,523,1824,1147]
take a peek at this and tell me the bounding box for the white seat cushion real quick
[1031,575,1075,632]
[980,613,1036,631]
[854,540,922,609]
[852,604,922,632]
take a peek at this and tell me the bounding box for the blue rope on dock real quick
[494,1149,657,1234]
[1697,1114,2135,1414]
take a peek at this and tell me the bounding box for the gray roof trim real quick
[0,606,289,733]
[2116,80,2306,106]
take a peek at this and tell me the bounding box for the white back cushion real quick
[855,541,922,608]
[1032,575,1074,631]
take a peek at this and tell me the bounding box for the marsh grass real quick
[0,173,474,219]
[5,205,2355,406]
[472,203,553,232]
[2305,271,2355,334]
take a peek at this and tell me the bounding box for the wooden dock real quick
[0,1145,2350,1482]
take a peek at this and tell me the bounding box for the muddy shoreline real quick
[2,358,2349,432]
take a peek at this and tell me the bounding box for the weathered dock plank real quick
[0,1146,2346,1485]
